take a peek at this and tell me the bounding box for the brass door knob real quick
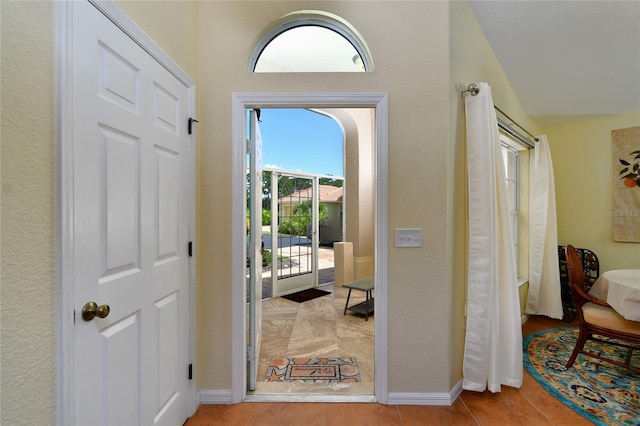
[82,301,110,321]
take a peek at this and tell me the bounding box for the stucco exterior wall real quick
[343,108,375,279]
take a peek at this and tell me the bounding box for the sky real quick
[257,108,344,177]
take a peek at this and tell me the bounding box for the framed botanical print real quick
[612,126,640,242]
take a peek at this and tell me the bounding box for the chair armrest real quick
[571,283,610,307]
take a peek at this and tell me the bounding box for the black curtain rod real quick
[462,83,539,147]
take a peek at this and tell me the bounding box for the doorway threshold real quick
[245,393,376,403]
[250,381,374,395]
[247,381,375,403]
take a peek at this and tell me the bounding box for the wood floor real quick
[186,315,595,425]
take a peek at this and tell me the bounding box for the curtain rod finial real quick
[461,83,480,98]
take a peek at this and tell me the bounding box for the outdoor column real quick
[334,242,354,287]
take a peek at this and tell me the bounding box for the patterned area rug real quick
[265,357,360,383]
[524,328,640,425]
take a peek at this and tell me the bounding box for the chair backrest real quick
[558,245,599,289]
[557,245,600,316]
[565,244,592,308]
[565,245,585,288]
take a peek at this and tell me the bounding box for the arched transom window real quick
[249,11,373,73]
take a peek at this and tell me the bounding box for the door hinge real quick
[188,363,193,380]
[188,241,193,257]
[188,117,199,135]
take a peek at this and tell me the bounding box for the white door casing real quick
[231,94,389,403]
[247,110,263,390]
[58,2,195,424]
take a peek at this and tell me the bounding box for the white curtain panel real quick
[525,135,563,319]
[463,82,523,392]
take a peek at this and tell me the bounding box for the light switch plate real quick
[395,228,422,247]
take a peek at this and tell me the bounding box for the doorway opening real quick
[248,108,374,397]
[232,94,389,404]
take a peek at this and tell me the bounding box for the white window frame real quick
[501,139,520,261]
[247,10,374,73]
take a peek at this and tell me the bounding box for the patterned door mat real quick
[265,357,360,383]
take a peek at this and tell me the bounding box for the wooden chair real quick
[557,245,599,322]
[565,244,640,373]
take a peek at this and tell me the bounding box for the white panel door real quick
[72,3,190,425]
[247,110,263,390]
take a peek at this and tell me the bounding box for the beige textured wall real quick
[0,2,198,425]
[545,110,640,270]
[197,1,453,394]
[1,2,57,425]
[113,0,199,80]
[448,0,543,384]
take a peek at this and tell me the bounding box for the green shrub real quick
[262,249,271,266]
[278,200,327,236]
[262,209,271,226]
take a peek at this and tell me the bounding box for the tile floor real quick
[187,313,593,425]
[253,283,375,395]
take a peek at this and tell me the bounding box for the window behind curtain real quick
[500,133,531,283]
[501,141,519,261]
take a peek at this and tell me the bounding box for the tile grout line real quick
[517,389,555,425]
[394,405,404,424]
[458,396,482,425]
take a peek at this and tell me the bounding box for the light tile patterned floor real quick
[254,283,375,395]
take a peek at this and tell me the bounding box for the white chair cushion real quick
[582,302,640,335]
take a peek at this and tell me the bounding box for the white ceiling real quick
[469,0,640,127]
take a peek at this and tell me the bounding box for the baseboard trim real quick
[199,381,464,406]
[387,380,463,406]
[198,389,234,404]
[521,314,530,325]
[197,390,375,404]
